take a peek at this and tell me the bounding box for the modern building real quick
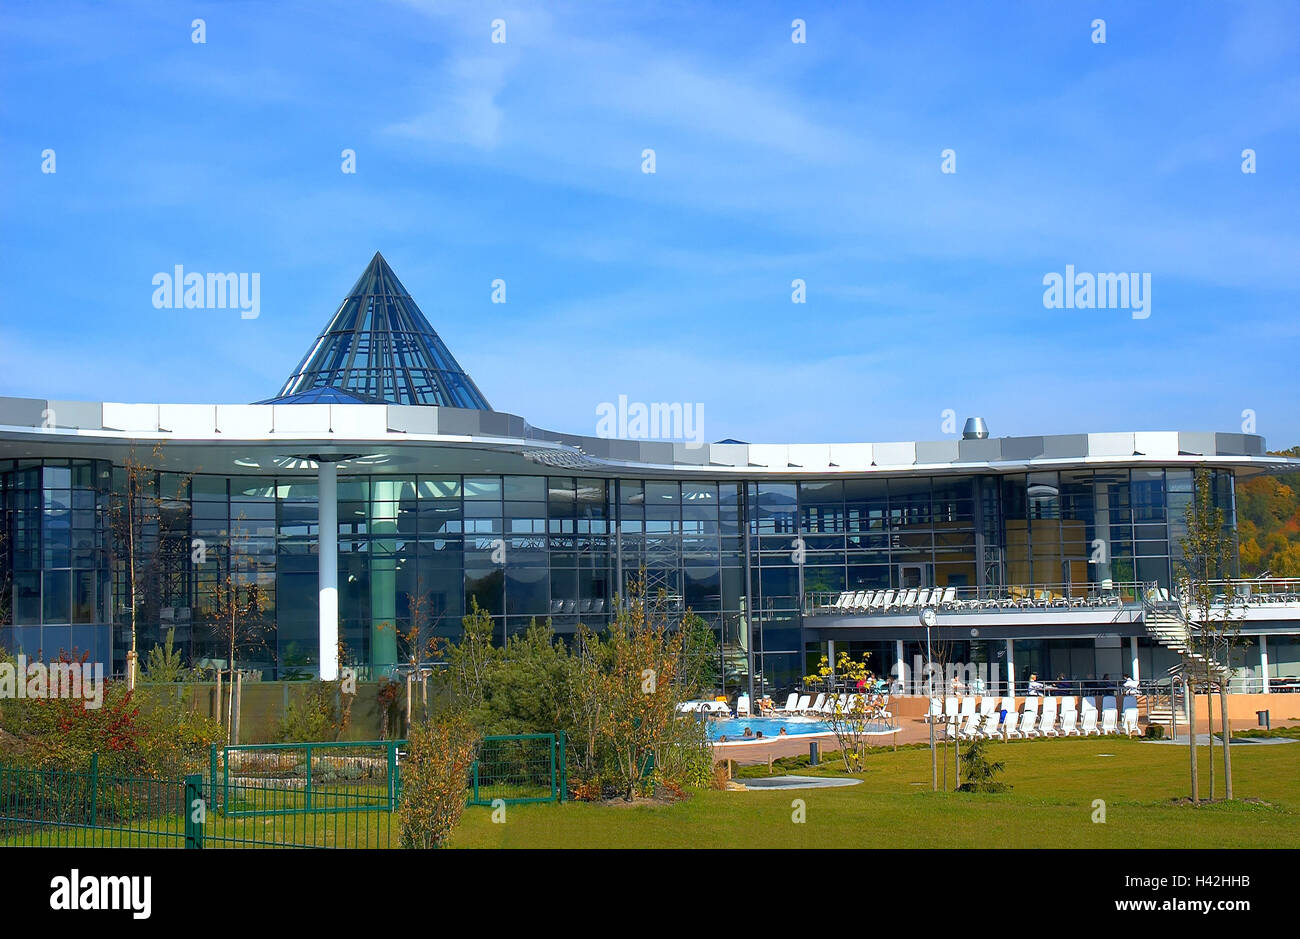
[2,253,1298,696]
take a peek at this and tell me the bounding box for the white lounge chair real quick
[736,694,751,718]
[901,588,919,608]
[960,708,982,739]
[1059,696,1079,736]
[1121,695,1140,736]
[978,695,997,718]
[1099,695,1118,735]
[868,591,887,612]
[916,588,932,606]
[1079,697,1099,736]
[958,695,977,723]
[807,692,827,715]
[1004,701,1024,739]
[940,586,957,606]
[778,692,799,713]
[942,696,960,737]
[795,694,811,713]
[979,706,1001,738]
[925,696,943,724]
[1021,697,1042,737]
[1039,696,1059,736]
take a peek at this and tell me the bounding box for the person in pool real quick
[778,727,788,736]
[755,731,764,739]
[742,727,754,738]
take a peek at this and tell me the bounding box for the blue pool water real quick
[708,718,830,741]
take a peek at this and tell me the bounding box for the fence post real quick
[472,760,479,805]
[184,774,204,849]
[549,734,558,802]
[209,743,218,814]
[88,753,98,827]
[304,743,313,811]
[557,731,567,803]
[387,741,398,809]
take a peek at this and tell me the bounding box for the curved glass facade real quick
[0,459,1240,688]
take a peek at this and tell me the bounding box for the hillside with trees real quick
[1236,446,1300,577]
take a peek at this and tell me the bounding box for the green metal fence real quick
[469,733,565,805]
[0,759,396,848]
[216,741,403,817]
[1,732,568,846]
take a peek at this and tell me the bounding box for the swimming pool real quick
[707,718,831,741]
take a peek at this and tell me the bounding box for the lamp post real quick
[921,607,937,791]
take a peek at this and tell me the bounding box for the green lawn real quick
[451,737,1300,848]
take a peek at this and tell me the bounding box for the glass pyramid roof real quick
[267,253,492,409]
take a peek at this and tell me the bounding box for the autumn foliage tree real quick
[599,577,686,800]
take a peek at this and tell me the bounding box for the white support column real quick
[1006,639,1015,697]
[827,639,836,675]
[318,461,339,682]
[1260,635,1270,695]
[1130,636,1140,685]
[896,640,906,694]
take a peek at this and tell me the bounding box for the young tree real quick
[805,650,877,772]
[382,571,449,733]
[0,522,10,628]
[397,711,481,848]
[140,627,198,683]
[108,444,190,688]
[599,576,687,800]
[204,550,267,742]
[1177,469,1244,801]
[440,598,498,720]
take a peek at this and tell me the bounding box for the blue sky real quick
[2,0,1297,447]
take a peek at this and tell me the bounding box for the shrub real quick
[276,681,354,742]
[4,671,220,778]
[1144,723,1166,740]
[957,737,1009,793]
[140,628,199,683]
[397,712,480,848]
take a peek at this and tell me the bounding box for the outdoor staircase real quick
[1143,689,1185,727]
[1140,587,1231,696]
[721,642,750,686]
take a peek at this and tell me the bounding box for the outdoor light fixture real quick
[920,607,937,791]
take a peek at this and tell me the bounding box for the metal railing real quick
[469,733,564,806]
[217,740,402,817]
[1194,577,1300,607]
[0,758,397,848]
[805,581,1148,615]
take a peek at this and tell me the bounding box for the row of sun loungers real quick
[548,598,608,615]
[925,694,1141,738]
[771,691,891,721]
[822,587,1126,614]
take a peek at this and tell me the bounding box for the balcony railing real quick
[804,582,1148,616]
[806,577,1300,617]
